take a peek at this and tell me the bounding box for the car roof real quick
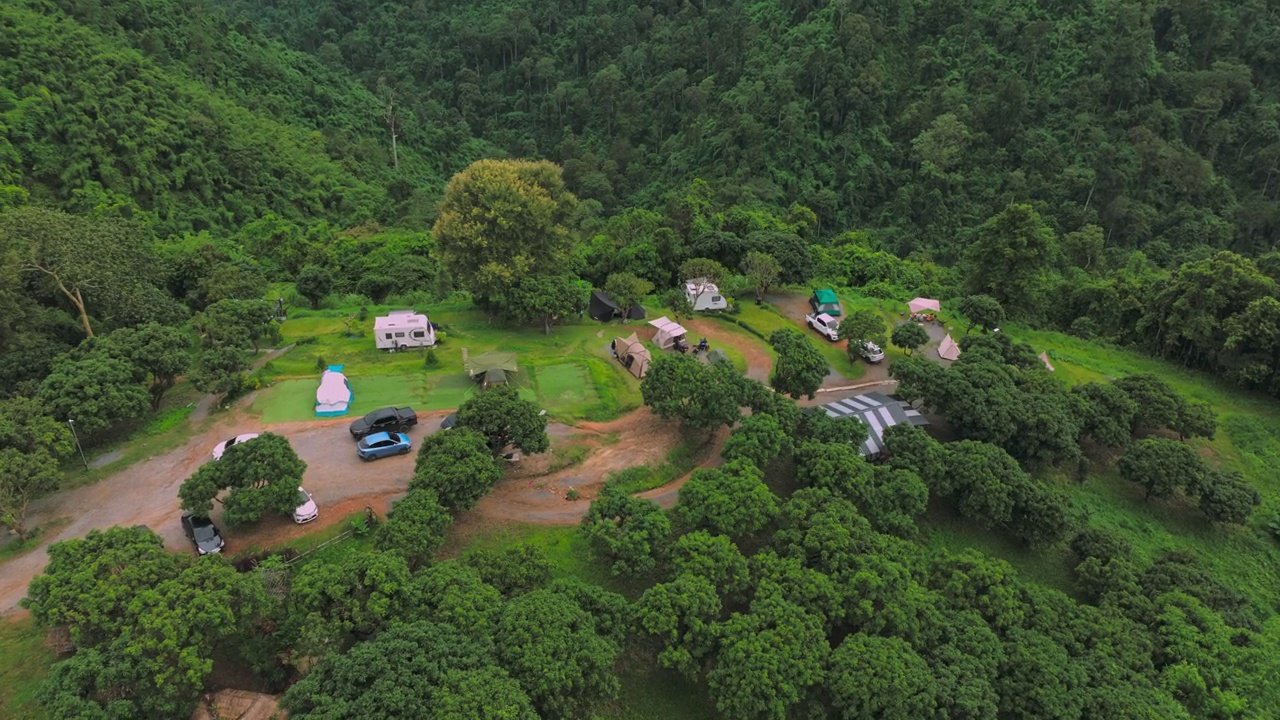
[363,431,397,443]
[817,313,837,323]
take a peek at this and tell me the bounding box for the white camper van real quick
[374,310,436,350]
[684,278,728,312]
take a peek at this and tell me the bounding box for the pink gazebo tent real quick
[908,297,941,314]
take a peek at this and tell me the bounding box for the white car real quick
[293,488,318,524]
[211,432,260,461]
[860,341,886,363]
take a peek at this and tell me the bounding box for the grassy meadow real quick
[250,299,645,424]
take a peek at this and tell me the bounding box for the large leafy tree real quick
[0,448,59,541]
[194,298,276,350]
[721,412,791,467]
[1073,382,1139,448]
[707,592,829,720]
[670,531,752,596]
[374,488,452,570]
[506,271,590,334]
[829,633,937,720]
[740,251,781,301]
[891,322,930,356]
[675,460,779,538]
[96,322,192,409]
[37,354,149,434]
[1118,438,1206,501]
[965,203,1058,310]
[289,550,414,656]
[1113,374,1185,434]
[837,309,888,362]
[581,487,671,576]
[432,159,581,308]
[411,427,505,509]
[642,353,745,430]
[455,384,550,455]
[294,264,333,309]
[956,294,1005,333]
[2,207,167,337]
[636,573,721,678]
[1197,471,1261,525]
[0,395,73,458]
[178,432,307,525]
[603,272,654,318]
[494,588,623,719]
[281,621,537,719]
[768,328,828,399]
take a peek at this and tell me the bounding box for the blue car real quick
[356,431,412,460]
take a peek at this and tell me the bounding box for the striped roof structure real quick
[819,392,929,458]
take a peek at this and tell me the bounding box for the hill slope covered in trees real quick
[219,0,1280,257]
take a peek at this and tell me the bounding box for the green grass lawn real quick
[255,300,646,423]
[0,614,54,719]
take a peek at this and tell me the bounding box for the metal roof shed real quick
[818,392,929,459]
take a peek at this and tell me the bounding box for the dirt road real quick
[0,300,898,613]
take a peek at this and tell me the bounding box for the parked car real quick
[805,312,841,342]
[357,431,412,460]
[859,341,886,363]
[181,513,225,555]
[349,407,418,439]
[294,487,318,524]
[440,412,458,430]
[211,432,260,460]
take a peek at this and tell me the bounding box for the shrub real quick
[425,349,440,368]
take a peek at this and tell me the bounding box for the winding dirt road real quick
[0,296,905,614]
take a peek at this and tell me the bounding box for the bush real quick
[314,355,327,372]
[294,335,319,346]
[357,306,369,321]
[425,349,440,368]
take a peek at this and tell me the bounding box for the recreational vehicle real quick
[374,310,436,350]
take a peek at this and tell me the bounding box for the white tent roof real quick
[316,366,352,415]
[648,316,687,334]
[937,334,961,361]
[908,297,941,313]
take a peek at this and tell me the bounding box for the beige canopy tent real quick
[937,334,961,361]
[908,297,941,314]
[611,333,651,378]
[648,316,688,350]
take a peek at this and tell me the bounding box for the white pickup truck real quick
[806,312,885,362]
[806,312,841,342]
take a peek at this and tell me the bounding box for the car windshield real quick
[192,524,217,541]
[223,437,237,447]
[296,491,310,505]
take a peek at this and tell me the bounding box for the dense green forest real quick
[7,0,1280,718]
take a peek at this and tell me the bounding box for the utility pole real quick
[68,418,89,471]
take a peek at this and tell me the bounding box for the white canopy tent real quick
[316,365,353,416]
[648,316,688,350]
[908,297,941,314]
[937,334,961,361]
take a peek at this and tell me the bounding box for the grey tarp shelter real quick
[707,348,730,365]
[589,291,646,322]
[611,333,651,378]
[818,392,929,460]
[466,351,518,388]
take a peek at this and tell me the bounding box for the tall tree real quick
[0,447,60,541]
[2,207,163,337]
[956,295,1006,333]
[581,487,671,576]
[838,309,888,362]
[37,355,149,434]
[642,353,745,431]
[769,328,828,399]
[740,251,781,302]
[178,432,307,525]
[891,322,930,356]
[603,272,654,318]
[829,633,937,720]
[295,264,333,310]
[374,489,452,570]
[97,323,191,410]
[966,204,1058,311]
[455,384,550,455]
[411,427,505,509]
[432,159,581,307]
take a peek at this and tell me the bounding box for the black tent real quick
[589,291,646,321]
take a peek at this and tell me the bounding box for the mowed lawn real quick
[251,300,660,423]
[0,614,54,719]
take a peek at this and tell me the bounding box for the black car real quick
[349,406,418,439]
[181,513,225,555]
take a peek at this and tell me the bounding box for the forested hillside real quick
[220,0,1280,257]
[0,0,488,234]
